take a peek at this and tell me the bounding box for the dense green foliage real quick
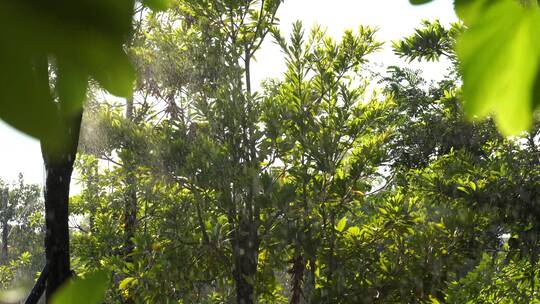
[0,0,540,303]
[0,176,43,290]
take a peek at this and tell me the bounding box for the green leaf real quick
[454,0,496,25]
[0,55,62,141]
[51,270,110,304]
[336,216,347,232]
[56,59,88,116]
[0,0,136,144]
[457,186,469,194]
[144,0,172,10]
[347,226,361,237]
[119,277,137,290]
[85,42,135,98]
[429,295,442,304]
[456,1,540,135]
[409,0,434,4]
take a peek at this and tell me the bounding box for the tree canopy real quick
[0,1,540,304]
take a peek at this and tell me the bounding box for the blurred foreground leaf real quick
[0,0,136,149]
[456,0,540,135]
[50,270,109,304]
[454,0,493,25]
[143,0,172,10]
[408,0,540,135]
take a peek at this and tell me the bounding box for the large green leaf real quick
[454,0,496,25]
[0,53,61,141]
[56,59,89,116]
[0,0,136,148]
[456,0,540,135]
[51,270,110,304]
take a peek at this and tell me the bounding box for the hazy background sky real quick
[0,0,457,187]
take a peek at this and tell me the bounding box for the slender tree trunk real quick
[1,220,9,265]
[122,97,138,304]
[302,259,316,304]
[328,210,336,281]
[88,158,99,234]
[123,168,137,257]
[232,219,259,304]
[41,112,82,301]
[194,190,210,245]
[229,183,259,304]
[25,264,49,304]
[289,254,304,304]
[244,48,251,95]
[1,188,8,265]
[291,177,309,304]
[123,97,137,258]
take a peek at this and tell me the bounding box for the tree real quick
[0,0,138,300]
[134,2,283,303]
[4,1,540,303]
[263,22,389,302]
[381,64,500,171]
[0,0,183,300]
[0,175,44,289]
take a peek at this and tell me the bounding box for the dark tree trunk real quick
[42,157,73,298]
[121,168,137,304]
[302,259,316,304]
[122,97,137,304]
[88,158,99,234]
[289,255,305,304]
[123,171,137,258]
[41,112,82,301]
[298,174,315,304]
[1,220,9,265]
[123,97,137,258]
[1,187,8,265]
[24,264,49,304]
[232,219,259,304]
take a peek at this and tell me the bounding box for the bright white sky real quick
[0,0,457,187]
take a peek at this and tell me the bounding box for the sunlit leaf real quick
[336,216,347,232]
[456,1,540,135]
[84,41,135,98]
[454,0,495,25]
[347,226,361,237]
[51,270,110,304]
[144,0,172,10]
[0,0,136,145]
[119,277,137,290]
